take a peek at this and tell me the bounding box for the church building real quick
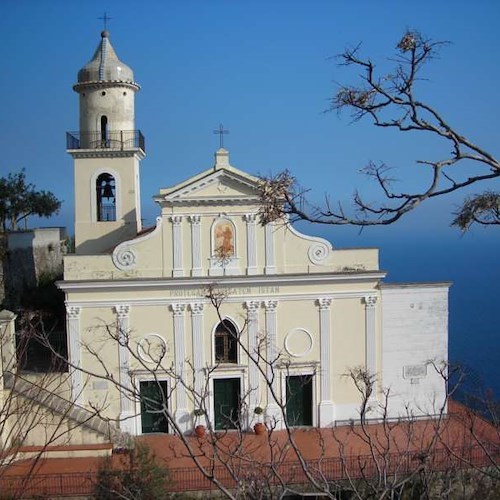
[56,30,450,438]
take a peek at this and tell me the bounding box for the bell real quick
[101,180,114,199]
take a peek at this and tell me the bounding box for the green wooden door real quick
[286,375,313,426]
[214,378,241,430]
[140,380,169,434]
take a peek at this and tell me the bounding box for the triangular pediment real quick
[155,165,261,206]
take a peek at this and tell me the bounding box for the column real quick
[244,214,257,275]
[264,223,276,274]
[189,215,202,276]
[189,303,204,398]
[66,306,83,404]
[317,297,334,426]
[171,303,189,432]
[264,300,280,425]
[115,304,135,433]
[245,301,260,412]
[171,216,184,277]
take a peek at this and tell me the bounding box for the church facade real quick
[56,31,450,437]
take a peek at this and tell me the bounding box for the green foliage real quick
[93,443,173,500]
[0,169,61,231]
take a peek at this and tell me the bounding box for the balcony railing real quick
[66,130,145,152]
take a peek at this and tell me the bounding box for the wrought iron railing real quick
[0,444,497,496]
[66,130,145,152]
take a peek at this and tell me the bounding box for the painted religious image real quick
[214,220,235,259]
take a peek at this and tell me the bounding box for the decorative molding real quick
[285,222,333,265]
[114,304,130,319]
[189,302,204,315]
[243,213,257,223]
[170,303,186,317]
[137,334,168,364]
[112,217,162,270]
[113,249,137,270]
[66,306,81,319]
[308,241,331,265]
[364,295,378,308]
[245,300,260,315]
[263,300,278,312]
[284,328,314,358]
[317,297,332,311]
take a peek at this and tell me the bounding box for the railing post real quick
[120,130,124,150]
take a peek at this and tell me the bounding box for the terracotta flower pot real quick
[254,422,266,435]
[194,425,206,438]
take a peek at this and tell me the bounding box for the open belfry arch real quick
[55,30,449,437]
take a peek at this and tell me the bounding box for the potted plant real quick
[253,406,266,435]
[193,408,206,437]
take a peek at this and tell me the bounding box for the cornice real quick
[67,149,145,160]
[73,80,140,92]
[57,270,386,293]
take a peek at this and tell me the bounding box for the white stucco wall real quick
[381,283,450,418]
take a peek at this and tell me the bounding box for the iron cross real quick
[213,124,229,148]
[98,12,112,31]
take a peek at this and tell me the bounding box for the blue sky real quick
[1,1,499,391]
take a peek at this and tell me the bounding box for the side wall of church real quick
[381,284,449,417]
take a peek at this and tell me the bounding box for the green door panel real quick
[286,375,313,426]
[214,378,241,430]
[140,380,169,434]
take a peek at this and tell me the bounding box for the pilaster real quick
[115,304,135,434]
[364,296,377,377]
[317,297,334,426]
[264,223,276,274]
[189,303,204,397]
[264,300,280,425]
[189,215,202,276]
[66,306,83,404]
[244,214,258,275]
[171,216,184,277]
[171,303,189,431]
[245,301,260,412]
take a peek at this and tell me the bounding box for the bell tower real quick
[67,30,145,254]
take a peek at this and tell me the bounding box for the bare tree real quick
[259,30,499,231]
[0,310,117,500]
[28,285,498,499]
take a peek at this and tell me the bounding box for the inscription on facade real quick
[169,286,280,298]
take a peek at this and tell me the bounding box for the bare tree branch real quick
[258,30,499,230]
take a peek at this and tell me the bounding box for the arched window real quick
[96,173,116,221]
[214,319,238,364]
[100,115,109,147]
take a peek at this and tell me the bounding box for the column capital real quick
[263,300,278,312]
[188,215,201,225]
[66,305,81,319]
[170,215,183,225]
[114,304,130,319]
[317,297,332,311]
[189,302,204,315]
[243,213,257,223]
[364,295,378,308]
[245,300,260,314]
[170,303,186,316]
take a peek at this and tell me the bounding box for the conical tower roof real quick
[75,31,138,88]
